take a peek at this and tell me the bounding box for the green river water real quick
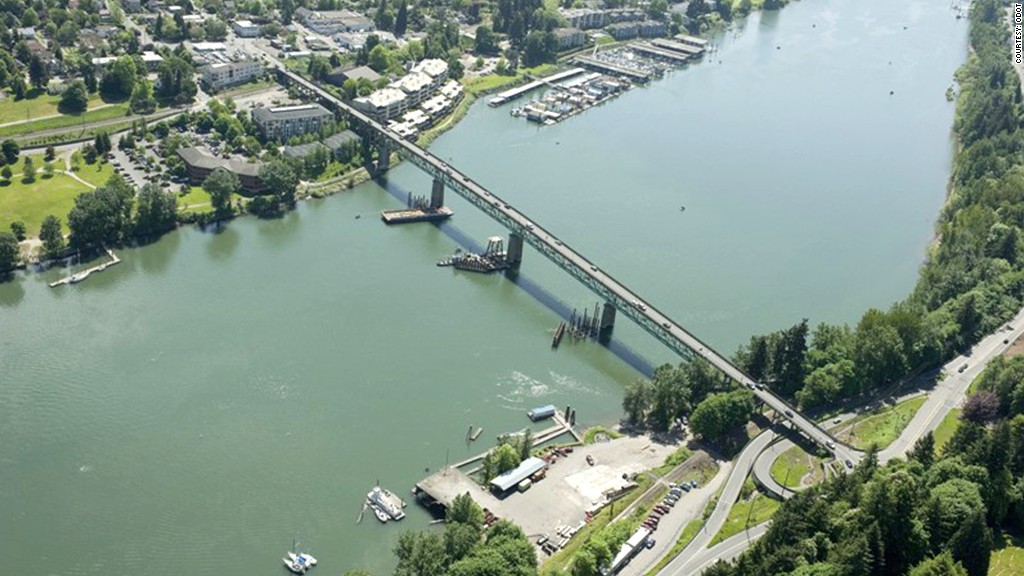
[0,1,967,574]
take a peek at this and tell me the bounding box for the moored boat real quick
[283,551,317,574]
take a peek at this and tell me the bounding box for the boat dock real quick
[630,42,692,64]
[381,206,453,224]
[651,38,706,57]
[572,55,652,83]
[487,68,586,107]
[49,248,120,288]
[447,411,579,471]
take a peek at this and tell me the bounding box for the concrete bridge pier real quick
[505,233,523,276]
[376,139,392,174]
[430,177,445,209]
[598,302,616,344]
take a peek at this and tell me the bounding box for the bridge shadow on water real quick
[375,177,655,378]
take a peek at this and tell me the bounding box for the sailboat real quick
[283,539,317,574]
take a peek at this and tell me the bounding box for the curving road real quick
[656,305,1024,575]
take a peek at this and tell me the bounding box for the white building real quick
[300,9,374,35]
[202,60,262,90]
[391,72,433,107]
[354,87,408,121]
[252,104,334,140]
[232,20,261,37]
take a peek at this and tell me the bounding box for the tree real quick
[2,140,19,165]
[130,80,156,114]
[690,389,756,441]
[0,231,18,272]
[22,157,35,182]
[961,390,1000,423]
[368,44,394,74]
[909,553,968,576]
[949,510,992,576]
[10,75,27,100]
[204,18,228,40]
[39,215,65,260]
[27,56,48,90]
[67,177,135,248]
[259,159,298,209]
[59,80,89,115]
[9,221,25,241]
[202,168,240,216]
[475,25,498,54]
[444,522,480,563]
[100,56,137,100]
[394,0,408,36]
[393,531,446,576]
[44,146,55,162]
[446,492,484,529]
[156,56,197,104]
[42,161,54,178]
[623,379,653,424]
[93,132,112,155]
[134,182,178,234]
[910,431,936,469]
[1,165,11,182]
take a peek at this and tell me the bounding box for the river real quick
[0,1,965,574]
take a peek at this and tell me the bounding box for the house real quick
[17,27,36,40]
[606,22,639,40]
[637,20,666,38]
[232,19,261,37]
[553,27,585,51]
[559,8,604,30]
[282,142,327,160]
[323,130,362,161]
[324,65,381,87]
[410,58,449,89]
[141,51,164,71]
[251,103,334,140]
[353,87,407,121]
[123,0,142,12]
[79,30,107,51]
[177,147,265,192]
[202,59,261,90]
[95,25,119,39]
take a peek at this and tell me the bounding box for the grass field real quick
[837,396,926,450]
[770,445,824,489]
[990,531,1024,576]
[0,170,87,236]
[461,64,557,96]
[0,91,108,125]
[177,186,214,213]
[72,160,116,188]
[934,408,962,454]
[710,492,781,546]
[0,104,130,138]
[583,426,624,444]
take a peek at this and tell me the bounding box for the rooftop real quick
[411,58,448,79]
[358,87,407,108]
[252,103,333,122]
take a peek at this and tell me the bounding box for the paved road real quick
[277,66,857,464]
[657,307,1024,575]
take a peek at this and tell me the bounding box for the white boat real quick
[283,551,317,574]
[373,506,389,523]
[367,486,406,520]
[68,271,89,284]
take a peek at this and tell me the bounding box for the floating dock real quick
[49,248,120,288]
[487,68,586,107]
[572,55,652,83]
[651,38,706,57]
[630,42,692,64]
[381,206,453,224]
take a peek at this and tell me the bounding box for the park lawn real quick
[0,172,87,236]
[837,396,926,450]
[0,91,107,125]
[770,445,823,489]
[177,186,214,213]
[710,493,781,546]
[0,103,130,138]
[652,445,693,477]
[934,408,962,455]
[461,64,558,96]
[583,425,624,444]
[990,531,1024,576]
[72,160,116,188]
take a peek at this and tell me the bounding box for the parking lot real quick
[419,435,678,551]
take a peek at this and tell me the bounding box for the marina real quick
[487,68,587,107]
[510,75,631,126]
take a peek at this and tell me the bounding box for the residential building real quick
[251,103,334,140]
[391,71,433,107]
[232,19,261,37]
[353,87,407,121]
[638,20,666,38]
[553,27,585,50]
[606,22,639,40]
[177,147,265,192]
[325,65,381,87]
[16,27,36,39]
[191,42,228,52]
[334,30,395,50]
[123,0,142,12]
[282,142,327,160]
[560,8,604,30]
[410,58,449,88]
[439,79,463,101]
[202,59,261,90]
[605,8,646,23]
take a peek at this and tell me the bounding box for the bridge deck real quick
[276,68,859,464]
